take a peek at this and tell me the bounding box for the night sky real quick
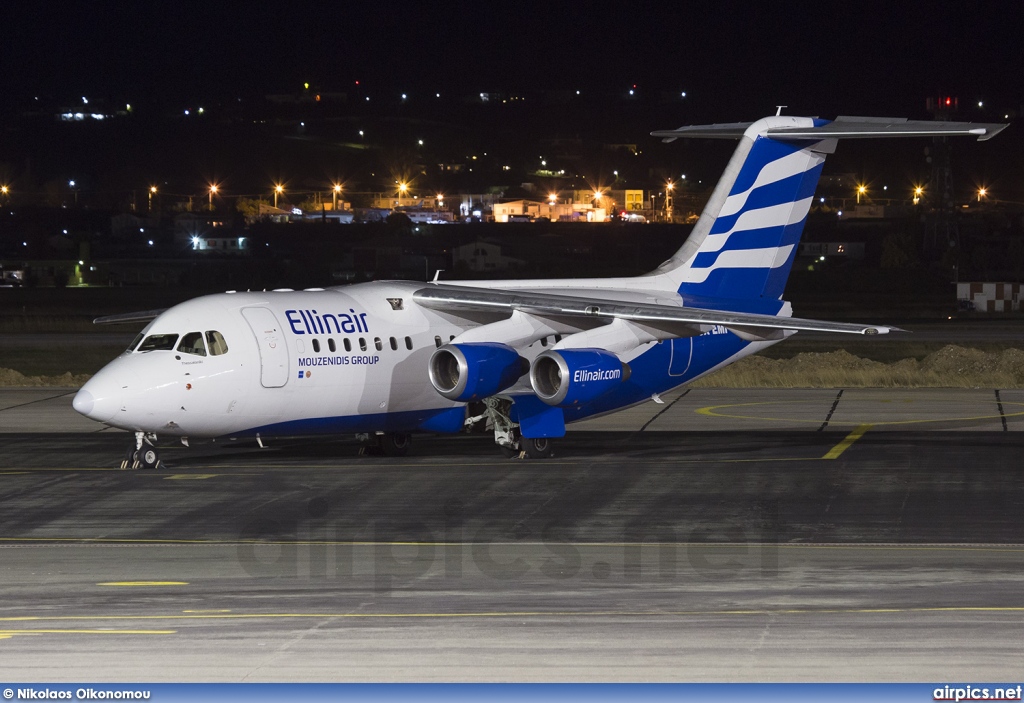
[4,0,1022,119]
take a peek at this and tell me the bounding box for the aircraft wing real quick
[93,309,166,325]
[413,285,900,336]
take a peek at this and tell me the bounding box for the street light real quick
[436,193,444,208]
[977,187,988,202]
[913,186,924,205]
[69,180,78,205]
[332,184,342,211]
[856,184,867,204]
[208,184,219,211]
[274,184,284,208]
[148,185,157,211]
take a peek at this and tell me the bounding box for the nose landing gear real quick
[122,431,161,470]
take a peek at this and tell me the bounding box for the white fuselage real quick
[73,279,775,439]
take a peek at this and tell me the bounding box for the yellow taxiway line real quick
[823,424,873,459]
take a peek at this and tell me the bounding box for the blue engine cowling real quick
[530,348,631,407]
[428,343,529,402]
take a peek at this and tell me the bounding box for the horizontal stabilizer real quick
[415,285,900,336]
[652,116,1008,142]
[93,309,166,325]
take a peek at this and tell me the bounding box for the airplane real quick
[72,114,1007,468]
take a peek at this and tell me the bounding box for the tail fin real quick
[650,115,1008,301]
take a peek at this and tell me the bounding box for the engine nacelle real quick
[530,348,631,407]
[428,343,528,402]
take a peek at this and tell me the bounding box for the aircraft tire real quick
[521,437,554,460]
[379,433,411,457]
[135,445,161,470]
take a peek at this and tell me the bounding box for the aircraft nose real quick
[72,389,95,416]
[73,377,121,423]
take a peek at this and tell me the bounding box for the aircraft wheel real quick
[521,437,554,460]
[135,444,161,470]
[379,433,411,457]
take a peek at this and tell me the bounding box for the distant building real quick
[174,212,226,248]
[608,189,646,212]
[191,233,249,254]
[957,282,1021,312]
[492,199,576,222]
[452,240,524,272]
[798,241,866,260]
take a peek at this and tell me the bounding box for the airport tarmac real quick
[1,387,1023,681]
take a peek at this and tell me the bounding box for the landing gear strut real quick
[122,431,161,470]
[483,397,555,459]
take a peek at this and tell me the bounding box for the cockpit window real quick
[177,331,207,357]
[126,333,144,353]
[205,331,229,356]
[137,333,179,352]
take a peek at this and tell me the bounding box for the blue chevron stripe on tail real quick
[660,117,835,301]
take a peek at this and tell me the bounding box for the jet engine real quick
[428,343,529,402]
[530,348,631,407]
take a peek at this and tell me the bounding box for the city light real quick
[548,193,557,204]
[0,186,8,195]
[208,183,219,210]
[978,187,988,202]
[666,181,675,191]
[913,186,924,205]
[274,184,284,208]
[856,184,867,204]
[332,183,342,211]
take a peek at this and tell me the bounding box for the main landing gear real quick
[122,431,161,470]
[358,432,412,457]
[482,398,555,460]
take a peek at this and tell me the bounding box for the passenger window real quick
[434,335,442,348]
[359,338,366,351]
[177,331,207,356]
[205,330,229,356]
[390,337,398,351]
[137,333,179,352]
[344,338,351,352]
[126,333,144,353]
[328,338,336,353]
[405,336,413,350]
[312,339,321,353]
[374,337,383,351]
